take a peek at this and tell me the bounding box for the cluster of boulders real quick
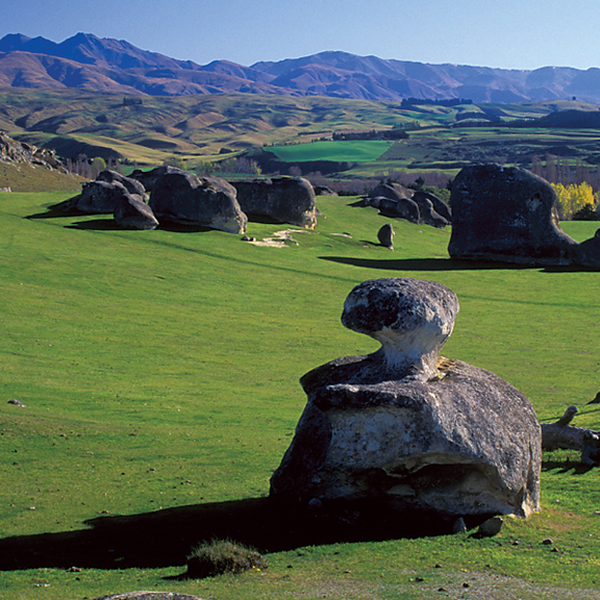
[449,163,600,268]
[64,166,319,233]
[360,181,451,228]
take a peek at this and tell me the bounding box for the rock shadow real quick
[319,256,596,273]
[0,496,480,572]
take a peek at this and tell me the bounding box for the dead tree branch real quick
[541,406,600,465]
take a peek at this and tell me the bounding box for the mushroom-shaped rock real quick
[271,278,541,519]
[341,278,458,381]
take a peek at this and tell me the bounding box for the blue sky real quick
[1,0,600,70]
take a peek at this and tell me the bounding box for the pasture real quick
[1,190,600,599]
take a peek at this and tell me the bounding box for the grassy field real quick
[1,190,600,599]
[268,140,392,163]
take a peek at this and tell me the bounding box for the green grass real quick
[1,191,600,599]
[269,140,392,163]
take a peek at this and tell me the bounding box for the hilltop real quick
[2,32,600,103]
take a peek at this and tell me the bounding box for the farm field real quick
[1,189,600,599]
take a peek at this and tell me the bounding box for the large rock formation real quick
[232,177,317,228]
[271,278,541,519]
[149,171,247,234]
[448,164,579,265]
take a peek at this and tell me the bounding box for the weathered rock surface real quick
[129,165,184,193]
[96,170,146,197]
[72,180,131,214]
[377,223,394,249]
[448,164,580,265]
[149,171,247,234]
[271,277,541,518]
[114,193,159,230]
[232,177,317,228]
[411,190,451,228]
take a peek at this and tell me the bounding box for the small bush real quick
[186,539,267,579]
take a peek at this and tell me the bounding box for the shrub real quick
[186,539,267,579]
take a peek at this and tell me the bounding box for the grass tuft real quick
[186,539,267,578]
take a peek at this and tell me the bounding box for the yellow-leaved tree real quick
[551,182,596,220]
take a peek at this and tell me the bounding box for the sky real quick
[1,0,600,71]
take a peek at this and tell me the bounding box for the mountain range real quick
[1,32,600,104]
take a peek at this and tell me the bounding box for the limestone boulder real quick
[448,164,579,265]
[129,165,184,193]
[271,278,541,519]
[232,177,317,228]
[149,171,247,234]
[412,190,451,227]
[114,194,159,230]
[96,170,146,197]
[377,223,394,249]
[364,183,450,227]
[72,180,130,214]
[574,228,600,268]
[366,195,420,223]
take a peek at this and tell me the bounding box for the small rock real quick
[307,497,322,510]
[542,538,554,545]
[476,516,503,537]
[453,517,467,533]
[377,223,395,249]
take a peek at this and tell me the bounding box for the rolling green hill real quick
[4,88,600,185]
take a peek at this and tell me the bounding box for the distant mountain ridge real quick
[1,32,600,103]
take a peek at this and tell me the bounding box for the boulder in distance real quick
[377,223,395,249]
[149,171,247,234]
[232,177,317,228]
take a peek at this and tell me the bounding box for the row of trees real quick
[530,155,600,189]
[65,155,123,179]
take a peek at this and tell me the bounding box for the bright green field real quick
[1,191,600,599]
[268,140,392,163]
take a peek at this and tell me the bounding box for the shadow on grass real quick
[541,460,595,475]
[0,496,474,572]
[319,256,599,273]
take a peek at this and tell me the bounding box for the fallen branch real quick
[541,406,600,465]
